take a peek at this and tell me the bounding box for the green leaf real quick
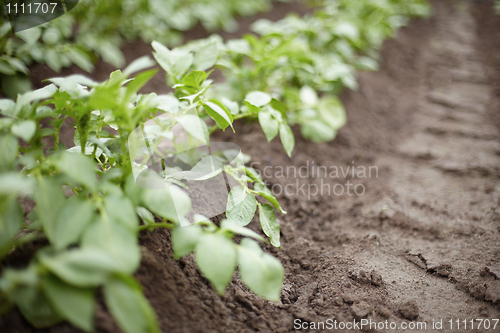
[141,186,191,224]
[202,100,234,132]
[299,86,318,106]
[356,57,379,71]
[16,27,42,44]
[0,134,18,171]
[245,167,264,184]
[108,70,126,86]
[172,224,203,259]
[341,72,358,91]
[300,120,336,143]
[258,111,279,142]
[104,275,160,333]
[47,75,98,89]
[194,42,219,71]
[177,114,209,145]
[6,58,28,74]
[0,62,15,76]
[126,69,158,97]
[279,123,295,157]
[270,98,286,114]
[1,267,63,328]
[182,71,208,89]
[237,238,284,301]
[154,94,180,113]
[254,183,286,214]
[221,97,239,115]
[244,101,260,115]
[258,204,280,247]
[0,173,34,196]
[319,97,347,130]
[81,218,140,274]
[0,116,14,129]
[226,186,257,226]
[172,53,193,78]
[99,43,125,68]
[123,56,156,76]
[152,41,173,75]
[42,274,96,332]
[16,84,56,112]
[52,196,95,251]
[195,233,236,295]
[220,219,266,242]
[104,195,139,232]
[39,248,116,287]
[11,120,36,142]
[136,207,155,227]
[51,151,97,192]
[0,196,23,256]
[42,28,61,45]
[45,49,62,72]
[125,173,144,206]
[67,49,94,73]
[34,178,66,244]
[245,91,272,107]
[89,85,119,110]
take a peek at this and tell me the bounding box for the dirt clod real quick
[342,294,358,305]
[348,268,372,284]
[333,297,344,306]
[485,281,500,304]
[350,302,372,319]
[376,307,393,318]
[370,270,384,286]
[399,300,419,320]
[468,281,487,301]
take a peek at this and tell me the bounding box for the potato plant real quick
[213,0,431,143]
[0,47,285,332]
[0,0,431,331]
[0,0,280,98]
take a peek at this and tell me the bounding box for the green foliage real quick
[103,275,160,333]
[496,0,500,14]
[0,48,287,331]
[212,0,430,149]
[237,238,284,302]
[258,203,281,248]
[0,0,278,90]
[226,186,258,226]
[42,274,96,332]
[195,232,237,295]
[0,0,432,330]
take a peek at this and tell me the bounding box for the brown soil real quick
[2,0,500,332]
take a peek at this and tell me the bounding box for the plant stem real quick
[119,129,131,176]
[138,222,174,231]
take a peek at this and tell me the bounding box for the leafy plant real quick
[0,0,432,331]
[0,0,286,98]
[0,45,285,332]
[211,0,431,145]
